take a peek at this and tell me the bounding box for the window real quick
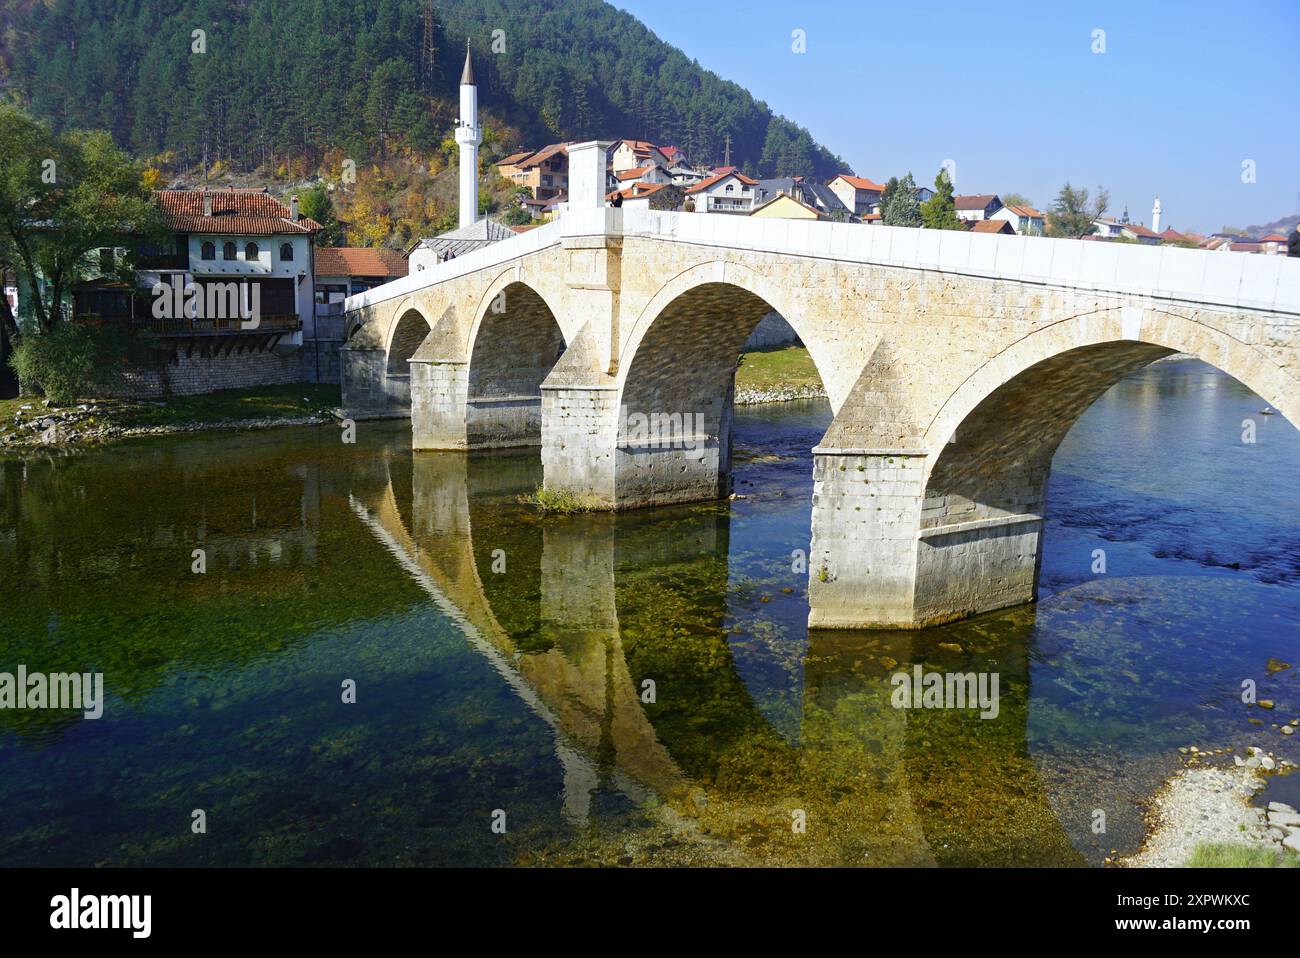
[280,243,293,262]
[223,242,237,260]
[725,184,734,193]
[245,242,259,259]
[201,241,216,260]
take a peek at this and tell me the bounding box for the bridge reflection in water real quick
[351,446,1085,867]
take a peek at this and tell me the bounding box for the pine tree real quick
[921,168,963,230]
[884,172,922,227]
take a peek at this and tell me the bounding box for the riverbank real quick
[734,345,827,404]
[0,384,340,448]
[1120,750,1300,867]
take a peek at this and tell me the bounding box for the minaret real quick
[1151,196,1162,234]
[455,40,481,229]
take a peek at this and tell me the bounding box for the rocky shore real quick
[1120,747,1300,867]
[734,384,828,405]
[1,399,334,448]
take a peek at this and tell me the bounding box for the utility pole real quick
[421,0,438,92]
[723,134,731,168]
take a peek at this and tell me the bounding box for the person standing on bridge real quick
[1288,222,1300,257]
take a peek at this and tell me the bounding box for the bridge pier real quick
[340,346,410,418]
[808,447,1044,629]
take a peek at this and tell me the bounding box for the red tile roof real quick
[969,219,1015,234]
[315,247,408,278]
[954,194,999,211]
[1123,224,1161,238]
[1260,233,1288,242]
[155,188,321,235]
[497,144,570,170]
[1007,204,1044,219]
[616,167,651,181]
[832,174,885,192]
[606,182,672,201]
[686,170,758,194]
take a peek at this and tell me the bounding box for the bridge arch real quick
[901,306,1300,628]
[612,267,834,507]
[453,276,567,448]
[617,259,851,410]
[386,303,433,376]
[923,306,1297,457]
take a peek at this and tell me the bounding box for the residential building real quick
[611,139,671,174]
[406,218,518,272]
[967,219,1016,235]
[685,170,760,214]
[989,204,1046,235]
[497,143,571,200]
[827,174,886,217]
[315,247,408,303]
[1119,223,1162,245]
[1092,217,1126,239]
[755,178,850,220]
[605,181,682,210]
[614,165,674,188]
[128,188,320,337]
[1259,233,1289,255]
[749,192,829,221]
[954,194,1002,222]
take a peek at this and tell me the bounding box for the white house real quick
[989,204,1046,235]
[827,174,886,217]
[144,187,319,336]
[611,139,671,174]
[685,170,760,214]
[954,194,1002,222]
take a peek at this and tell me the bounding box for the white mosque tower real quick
[1152,196,1162,235]
[455,40,481,229]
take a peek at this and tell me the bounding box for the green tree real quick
[883,172,922,227]
[298,184,343,246]
[921,168,963,230]
[0,105,164,345]
[1001,192,1033,209]
[1046,182,1110,238]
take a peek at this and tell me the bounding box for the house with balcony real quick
[497,144,571,200]
[66,187,325,396]
[686,171,760,214]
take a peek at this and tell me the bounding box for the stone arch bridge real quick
[342,204,1300,630]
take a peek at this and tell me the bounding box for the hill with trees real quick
[0,0,847,182]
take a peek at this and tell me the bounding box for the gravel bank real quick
[1120,750,1300,867]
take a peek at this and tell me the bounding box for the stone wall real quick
[116,346,303,399]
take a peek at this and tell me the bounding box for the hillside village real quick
[1,44,1296,410]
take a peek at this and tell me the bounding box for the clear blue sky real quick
[613,0,1299,234]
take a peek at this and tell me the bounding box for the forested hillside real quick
[0,0,847,180]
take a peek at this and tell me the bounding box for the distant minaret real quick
[455,40,481,229]
[1151,196,1162,234]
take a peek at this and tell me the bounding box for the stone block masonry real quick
[340,206,1300,629]
[116,346,303,399]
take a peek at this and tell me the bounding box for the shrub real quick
[9,322,155,405]
[518,485,604,513]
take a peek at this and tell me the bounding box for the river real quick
[1,357,1297,866]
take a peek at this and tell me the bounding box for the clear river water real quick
[1,357,1297,866]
